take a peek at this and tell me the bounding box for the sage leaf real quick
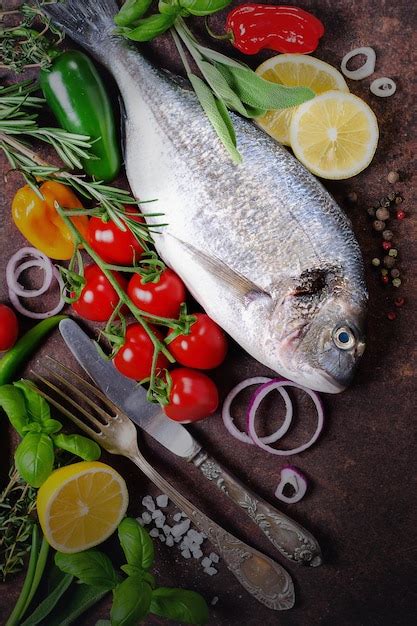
[188,73,242,164]
[53,433,101,461]
[198,60,249,116]
[14,380,51,424]
[0,384,28,436]
[150,588,209,625]
[55,550,119,591]
[15,433,54,487]
[111,577,152,626]
[195,43,247,69]
[215,63,315,110]
[43,584,108,626]
[21,572,73,626]
[118,517,154,571]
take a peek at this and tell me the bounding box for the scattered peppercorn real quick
[387,192,396,202]
[373,220,385,231]
[387,311,397,320]
[382,229,393,241]
[395,195,403,205]
[387,171,400,184]
[371,257,381,267]
[391,268,400,278]
[367,207,376,217]
[388,248,398,258]
[382,241,392,251]
[381,268,388,276]
[396,209,406,220]
[381,275,389,285]
[392,278,402,287]
[383,255,396,269]
[394,297,405,307]
[376,207,390,221]
[347,192,358,203]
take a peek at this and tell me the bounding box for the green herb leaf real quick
[198,60,248,116]
[95,621,111,626]
[215,64,315,110]
[43,584,108,626]
[150,588,209,625]
[179,0,232,17]
[0,384,28,436]
[21,572,74,626]
[55,551,119,591]
[118,517,154,571]
[53,433,101,461]
[15,433,54,488]
[14,380,51,424]
[188,73,241,163]
[110,577,152,626]
[114,0,153,27]
[118,13,177,42]
[41,419,63,435]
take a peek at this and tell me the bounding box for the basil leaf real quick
[198,60,249,117]
[188,73,242,163]
[215,63,315,110]
[55,551,119,591]
[14,380,51,424]
[0,384,28,436]
[42,419,62,435]
[114,0,153,27]
[15,433,54,487]
[120,13,177,42]
[118,517,154,570]
[110,577,152,626]
[179,0,232,17]
[44,584,108,626]
[53,433,101,461]
[150,588,209,625]
[20,572,74,626]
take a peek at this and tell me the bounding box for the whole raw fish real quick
[44,0,368,393]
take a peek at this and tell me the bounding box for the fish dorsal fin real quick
[167,234,271,302]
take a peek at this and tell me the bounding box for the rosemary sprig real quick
[0,466,37,581]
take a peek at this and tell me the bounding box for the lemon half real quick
[37,461,129,553]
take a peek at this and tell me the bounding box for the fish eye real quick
[333,326,356,350]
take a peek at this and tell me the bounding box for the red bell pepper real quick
[225,4,325,55]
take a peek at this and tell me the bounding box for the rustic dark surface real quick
[1,1,417,625]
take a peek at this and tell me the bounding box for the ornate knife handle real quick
[130,453,295,611]
[192,451,322,567]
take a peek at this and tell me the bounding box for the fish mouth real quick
[285,368,347,394]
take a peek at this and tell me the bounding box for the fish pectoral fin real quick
[167,234,271,302]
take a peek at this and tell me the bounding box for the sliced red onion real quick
[222,376,293,445]
[8,267,65,319]
[247,379,324,456]
[370,77,396,97]
[275,466,308,504]
[6,247,53,298]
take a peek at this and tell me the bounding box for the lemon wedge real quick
[289,90,379,180]
[256,54,349,145]
[37,461,128,553]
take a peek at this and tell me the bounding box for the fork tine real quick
[43,364,111,425]
[31,371,104,432]
[46,356,121,414]
[29,374,98,440]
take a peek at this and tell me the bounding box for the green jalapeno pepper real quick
[40,51,121,182]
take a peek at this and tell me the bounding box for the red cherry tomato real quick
[87,209,144,265]
[113,323,169,380]
[164,368,219,423]
[168,313,228,369]
[128,268,186,319]
[0,304,19,351]
[72,264,128,322]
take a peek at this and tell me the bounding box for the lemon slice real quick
[289,91,379,180]
[37,461,128,553]
[256,54,349,145]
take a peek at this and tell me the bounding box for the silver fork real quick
[31,360,295,611]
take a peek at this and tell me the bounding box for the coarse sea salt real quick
[142,495,155,511]
[156,494,169,508]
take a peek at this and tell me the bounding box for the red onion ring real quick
[6,247,53,298]
[222,376,293,445]
[247,379,324,456]
[8,267,65,319]
[275,466,308,504]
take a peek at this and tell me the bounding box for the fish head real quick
[268,267,367,393]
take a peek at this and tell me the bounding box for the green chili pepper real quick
[179,0,232,17]
[121,13,178,42]
[40,51,121,183]
[114,0,153,26]
[0,315,66,386]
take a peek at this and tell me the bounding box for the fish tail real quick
[41,0,118,56]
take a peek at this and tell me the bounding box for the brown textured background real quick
[1,1,417,624]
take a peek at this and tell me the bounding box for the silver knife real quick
[59,319,322,567]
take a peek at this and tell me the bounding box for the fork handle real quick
[191,451,322,567]
[129,453,295,611]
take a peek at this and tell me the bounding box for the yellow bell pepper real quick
[12,181,89,260]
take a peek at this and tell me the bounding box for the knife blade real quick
[59,319,201,460]
[58,319,323,567]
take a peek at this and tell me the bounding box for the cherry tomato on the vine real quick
[72,264,128,322]
[128,268,186,319]
[113,323,169,380]
[164,368,219,423]
[168,313,227,369]
[0,304,19,351]
[87,208,145,265]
